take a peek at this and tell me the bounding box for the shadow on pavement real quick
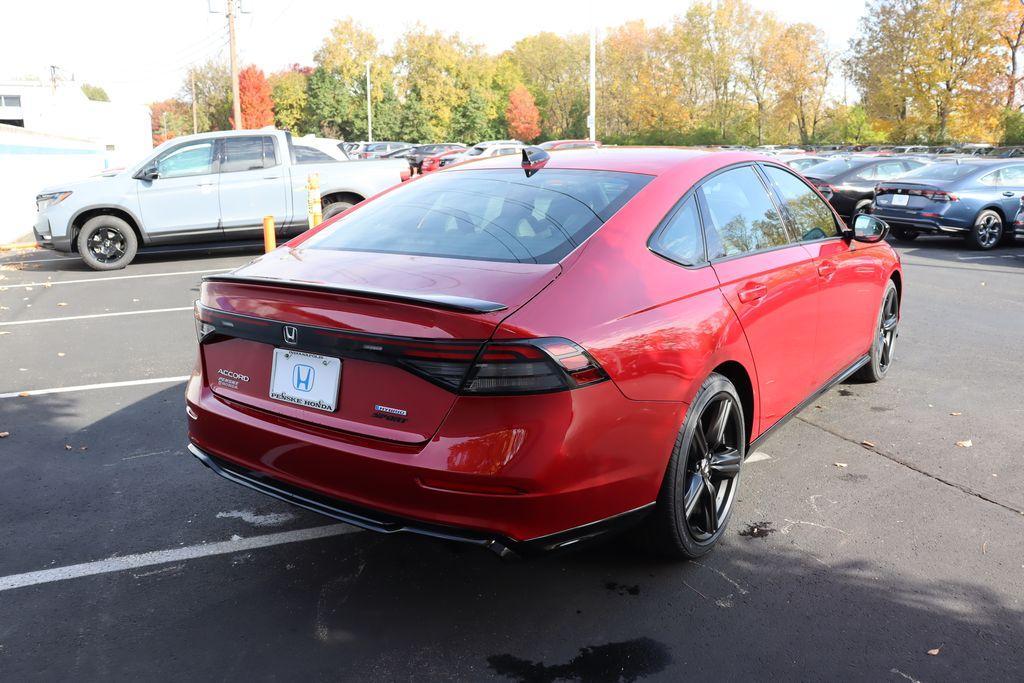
[0,241,264,273]
[2,385,1020,680]
[889,234,1024,270]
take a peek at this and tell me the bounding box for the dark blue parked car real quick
[872,160,1024,249]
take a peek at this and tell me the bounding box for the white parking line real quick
[0,524,358,592]
[0,376,189,399]
[0,268,231,290]
[0,306,193,327]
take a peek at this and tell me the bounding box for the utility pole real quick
[227,0,242,129]
[49,65,59,94]
[588,26,596,142]
[190,69,199,134]
[366,61,373,143]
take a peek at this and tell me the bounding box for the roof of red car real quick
[452,147,768,176]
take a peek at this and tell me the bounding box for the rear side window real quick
[304,169,652,264]
[855,161,906,181]
[221,136,277,173]
[699,166,791,258]
[763,166,839,241]
[650,196,704,265]
[294,146,334,163]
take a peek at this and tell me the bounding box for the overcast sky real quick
[1,0,866,105]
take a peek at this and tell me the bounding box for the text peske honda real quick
[186,147,902,559]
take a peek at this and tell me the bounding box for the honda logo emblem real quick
[283,325,298,345]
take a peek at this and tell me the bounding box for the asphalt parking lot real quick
[1,238,1022,681]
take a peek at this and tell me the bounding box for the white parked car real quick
[447,140,525,165]
[33,129,408,269]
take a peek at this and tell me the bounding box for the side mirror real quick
[850,214,889,243]
[135,164,159,181]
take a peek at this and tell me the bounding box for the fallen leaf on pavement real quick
[927,646,942,656]
[43,283,52,288]
[57,302,68,307]
[64,444,72,450]
[834,462,848,468]
[949,412,962,416]
[956,440,973,448]
[57,352,66,357]
[79,446,88,451]
[861,440,875,448]
[0,431,9,438]
[17,392,29,397]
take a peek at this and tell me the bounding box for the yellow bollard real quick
[306,172,321,230]
[262,215,276,253]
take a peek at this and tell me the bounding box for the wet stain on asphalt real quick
[604,581,640,596]
[838,389,856,397]
[738,521,776,539]
[487,637,671,683]
[840,473,869,483]
[870,406,893,412]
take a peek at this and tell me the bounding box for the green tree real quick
[507,32,588,139]
[182,59,232,132]
[81,83,109,101]
[451,87,493,142]
[269,66,310,133]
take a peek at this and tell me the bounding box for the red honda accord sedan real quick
[186,147,901,559]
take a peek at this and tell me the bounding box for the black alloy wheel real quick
[876,284,899,375]
[682,393,744,542]
[87,226,128,265]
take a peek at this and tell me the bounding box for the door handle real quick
[817,261,837,278]
[196,182,216,187]
[1002,191,1015,197]
[737,282,768,303]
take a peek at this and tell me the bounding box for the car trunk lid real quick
[874,181,957,212]
[198,247,560,444]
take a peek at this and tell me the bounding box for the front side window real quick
[699,166,791,258]
[156,140,214,178]
[221,136,277,173]
[763,166,839,241]
[650,196,705,265]
[304,169,652,264]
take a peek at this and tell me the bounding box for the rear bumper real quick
[872,212,968,235]
[185,372,680,553]
[188,443,652,558]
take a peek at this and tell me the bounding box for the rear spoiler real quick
[202,274,508,314]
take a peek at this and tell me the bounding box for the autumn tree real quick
[509,32,588,139]
[150,99,191,145]
[81,83,109,102]
[506,84,541,141]
[773,23,833,144]
[234,66,275,129]
[996,0,1024,109]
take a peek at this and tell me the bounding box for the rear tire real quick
[322,200,355,221]
[891,227,919,242]
[640,373,745,559]
[855,280,899,382]
[965,209,1003,250]
[852,199,873,221]
[77,215,138,271]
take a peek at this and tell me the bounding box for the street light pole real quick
[588,26,596,141]
[366,61,373,143]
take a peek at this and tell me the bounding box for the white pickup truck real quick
[32,129,408,269]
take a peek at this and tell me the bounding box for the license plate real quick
[269,348,341,412]
[891,194,909,206]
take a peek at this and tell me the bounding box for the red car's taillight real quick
[460,338,607,394]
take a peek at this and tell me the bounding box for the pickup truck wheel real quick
[966,210,1002,250]
[77,216,138,271]
[322,200,354,221]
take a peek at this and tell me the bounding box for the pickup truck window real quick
[294,146,335,164]
[221,136,277,173]
[156,140,215,179]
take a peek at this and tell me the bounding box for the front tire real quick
[77,215,138,271]
[855,279,899,382]
[965,209,1003,250]
[640,373,745,559]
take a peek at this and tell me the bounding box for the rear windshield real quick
[802,158,858,177]
[899,163,978,181]
[304,169,652,264]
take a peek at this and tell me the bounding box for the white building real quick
[0,80,152,243]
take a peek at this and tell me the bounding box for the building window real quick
[0,95,22,107]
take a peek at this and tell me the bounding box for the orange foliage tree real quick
[506,84,541,141]
[234,65,275,129]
